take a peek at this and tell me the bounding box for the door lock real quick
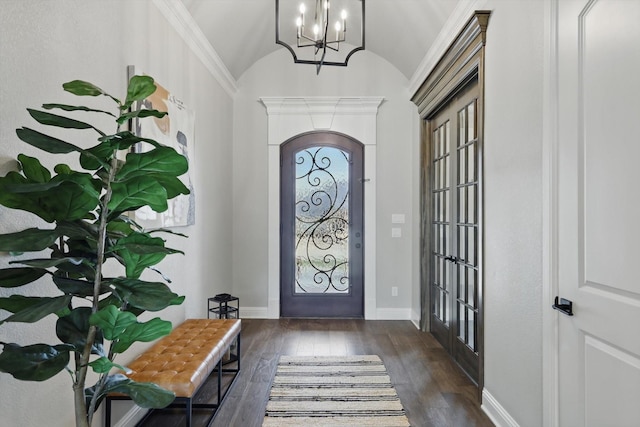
[444,255,458,263]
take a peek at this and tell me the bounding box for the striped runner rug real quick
[263,355,411,427]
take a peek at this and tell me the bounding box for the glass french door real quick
[280,132,364,317]
[429,79,481,384]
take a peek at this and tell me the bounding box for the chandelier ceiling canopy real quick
[275,0,365,74]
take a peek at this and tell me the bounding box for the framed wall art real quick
[127,65,195,228]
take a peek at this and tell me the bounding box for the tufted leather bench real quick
[105,318,241,427]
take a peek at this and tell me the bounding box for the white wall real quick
[408,1,545,425]
[0,1,548,426]
[479,1,544,426]
[231,49,419,318]
[0,1,234,425]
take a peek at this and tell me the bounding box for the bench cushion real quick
[124,318,241,397]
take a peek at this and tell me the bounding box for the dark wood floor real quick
[140,318,494,427]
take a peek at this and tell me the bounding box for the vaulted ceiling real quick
[180,0,462,81]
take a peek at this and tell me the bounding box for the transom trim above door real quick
[260,96,384,319]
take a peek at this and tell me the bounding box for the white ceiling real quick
[180,0,461,81]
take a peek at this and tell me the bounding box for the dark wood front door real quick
[280,132,364,318]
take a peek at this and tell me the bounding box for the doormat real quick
[263,355,411,426]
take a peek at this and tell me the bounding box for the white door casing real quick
[549,0,640,425]
[260,97,383,319]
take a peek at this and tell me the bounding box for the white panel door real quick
[557,0,640,425]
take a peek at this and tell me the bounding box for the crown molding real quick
[152,0,238,97]
[408,0,480,96]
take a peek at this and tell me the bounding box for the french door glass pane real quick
[294,146,350,294]
[432,120,451,325]
[455,100,479,352]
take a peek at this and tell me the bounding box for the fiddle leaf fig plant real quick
[0,76,188,427]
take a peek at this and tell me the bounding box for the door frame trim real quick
[542,0,560,426]
[260,96,384,319]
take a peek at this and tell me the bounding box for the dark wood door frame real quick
[411,11,490,397]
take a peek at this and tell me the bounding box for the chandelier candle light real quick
[276,0,365,74]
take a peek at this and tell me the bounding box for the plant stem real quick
[75,148,120,427]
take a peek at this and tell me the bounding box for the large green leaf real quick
[109,278,184,311]
[0,228,58,252]
[89,305,136,341]
[153,175,190,199]
[56,307,104,354]
[123,75,157,110]
[0,343,72,381]
[27,109,105,136]
[65,238,98,259]
[106,219,134,238]
[63,80,107,97]
[116,147,188,181]
[0,171,101,223]
[55,220,98,242]
[0,295,71,324]
[0,172,44,217]
[88,374,174,410]
[13,257,96,281]
[98,131,161,151]
[17,154,51,183]
[53,275,107,297]
[116,147,189,181]
[110,378,175,408]
[42,103,116,117]
[117,108,167,125]
[108,177,168,217]
[15,127,83,154]
[79,140,115,170]
[0,267,48,288]
[14,257,86,269]
[110,233,173,279]
[94,294,140,320]
[88,357,129,374]
[110,232,181,255]
[111,317,172,354]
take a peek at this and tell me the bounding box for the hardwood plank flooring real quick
[139,319,494,427]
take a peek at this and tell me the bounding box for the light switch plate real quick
[392,228,402,238]
[391,214,405,224]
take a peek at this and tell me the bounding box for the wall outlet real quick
[391,286,398,297]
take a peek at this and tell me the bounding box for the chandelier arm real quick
[276,0,365,74]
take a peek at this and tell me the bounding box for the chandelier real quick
[275,0,365,74]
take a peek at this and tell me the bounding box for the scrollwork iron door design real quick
[295,146,349,294]
[281,132,364,317]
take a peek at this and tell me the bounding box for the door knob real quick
[552,296,573,316]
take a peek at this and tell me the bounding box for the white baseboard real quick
[481,389,521,427]
[236,307,413,320]
[411,309,421,329]
[375,308,412,320]
[239,306,270,318]
[113,405,148,427]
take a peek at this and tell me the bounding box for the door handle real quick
[444,255,458,263]
[552,296,574,316]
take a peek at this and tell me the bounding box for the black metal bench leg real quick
[237,334,241,371]
[186,397,192,427]
[105,396,112,426]
[217,358,222,406]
